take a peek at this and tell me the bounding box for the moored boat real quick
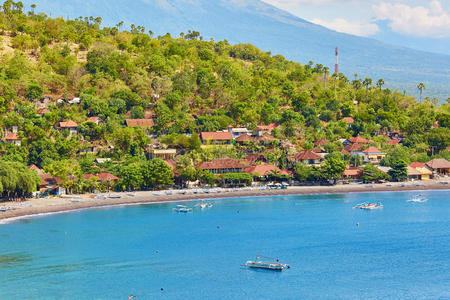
[407,194,427,203]
[353,200,383,210]
[242,255,290,271]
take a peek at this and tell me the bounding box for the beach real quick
[1,180,449,223]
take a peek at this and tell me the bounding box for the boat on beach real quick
[353,201,383,210]
[242,255,290,271]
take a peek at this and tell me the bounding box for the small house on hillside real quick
[254,123,279,136]
[198,158,247,174]
[349,136,372,144]
[87,116,101,125]
[290,150,324,166]
[200,132,233,145]
[362,147,385,164]
[59,120,78,135]
[147,149,177,160]
[227,126,251,138]
[4,132,21,146]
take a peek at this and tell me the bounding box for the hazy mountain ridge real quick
[22,0,450,100]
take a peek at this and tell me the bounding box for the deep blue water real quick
[0,190,449,299]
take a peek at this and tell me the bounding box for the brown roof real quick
[4,133,20,140]
[36,107,50,115]
[388,139,400,146]
[83,173,97,180]
[341,117,354,124]
[362,147,382,153]
[60,120,78,128]
[312,147,326,153]
[198,158,246,170]
[245,154,264,164]
[144,112,155,119]
[407,166,422,176]
[244,163,281,176]
[97,172,120,181]
[28,164,43,175]
[314,139,329,146]
[125,119,154,127]
[340,149,352,156]
[254,123,279,131]
[87,116,100,122]
[426,158,450,169]
[39,174,62,187]
[200,132,233,141]
[343,168,362,176]
[349,136,370,144]
[345,143,363,152]
[235,134,256,142]
[292,150,323,160]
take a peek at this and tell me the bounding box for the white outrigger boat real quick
[407,194,427,203]
[242,255,290,271]
[353,201,383,210]
[195,200,213,209]
[173,204,192,213]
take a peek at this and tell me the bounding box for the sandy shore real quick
[1,180,449,224]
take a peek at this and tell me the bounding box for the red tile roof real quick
[362,147,382,153]
[97,172,120,181]
[292,150,323,160]
[244,163,282,176]
[200,132,233,141]
[4,133,20,140]
[410,162,425,168]
[39,174,62,186]
[388,139,400,146]
[28,164,43,175]
[254,123,279,131]
[198,158,246,170]
[125,119,154,127]
[345,143,363,152]
[59,120,78,128]
[87,116,100,122]
[349,136,370,144]
[314,139,329,146]
[312,147,326,153]
[341,117,354,124]
[343,168,362,176]
[235,134,256,142]
[36,107,50,115]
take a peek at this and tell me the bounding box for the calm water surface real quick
[0,190,449,299]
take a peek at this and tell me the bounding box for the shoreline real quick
[1,181,449,224]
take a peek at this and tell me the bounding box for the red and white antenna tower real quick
[334,47,339,74]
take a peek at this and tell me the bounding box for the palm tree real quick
[323,66,329,88]
[376,79,384,91]
[363,78,372,101]
[417,83,425,101]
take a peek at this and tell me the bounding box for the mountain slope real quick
[22,0,450,100]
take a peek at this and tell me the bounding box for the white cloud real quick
[373,0,450,38]
[311,18,379,37]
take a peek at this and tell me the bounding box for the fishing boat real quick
[197,200,213,209]
[242,255,290,271]
[173,204,192,213]
[107,194,121,199]
[407,194,428,203]
[353,200,383,210]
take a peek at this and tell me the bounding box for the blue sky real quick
[262,0,450,55]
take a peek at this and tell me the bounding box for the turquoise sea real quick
[0,190,449,299]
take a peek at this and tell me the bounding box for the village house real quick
[87,116,101,125]
[36,107,50,116]
[345,143,363,156]
[410,163,432,180]
[147,148,177,160]
[254,123,279,136]
[311,147,328,158]
[362,147,386,164]
[227,125,252,138]
[200,132,233,145]
[4,132,21,146]
[198,158,247,174]
[341,117,354,129]
[290,150,324,166]
[59,120,78,135]
[426,158,450,176]
[349,136,372,144]
[342,167,362,181]
[314,139,329,147]
[407,166,422,181]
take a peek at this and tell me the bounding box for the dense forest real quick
[0,1,448,197]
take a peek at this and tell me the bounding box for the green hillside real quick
[0,1,448,197]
